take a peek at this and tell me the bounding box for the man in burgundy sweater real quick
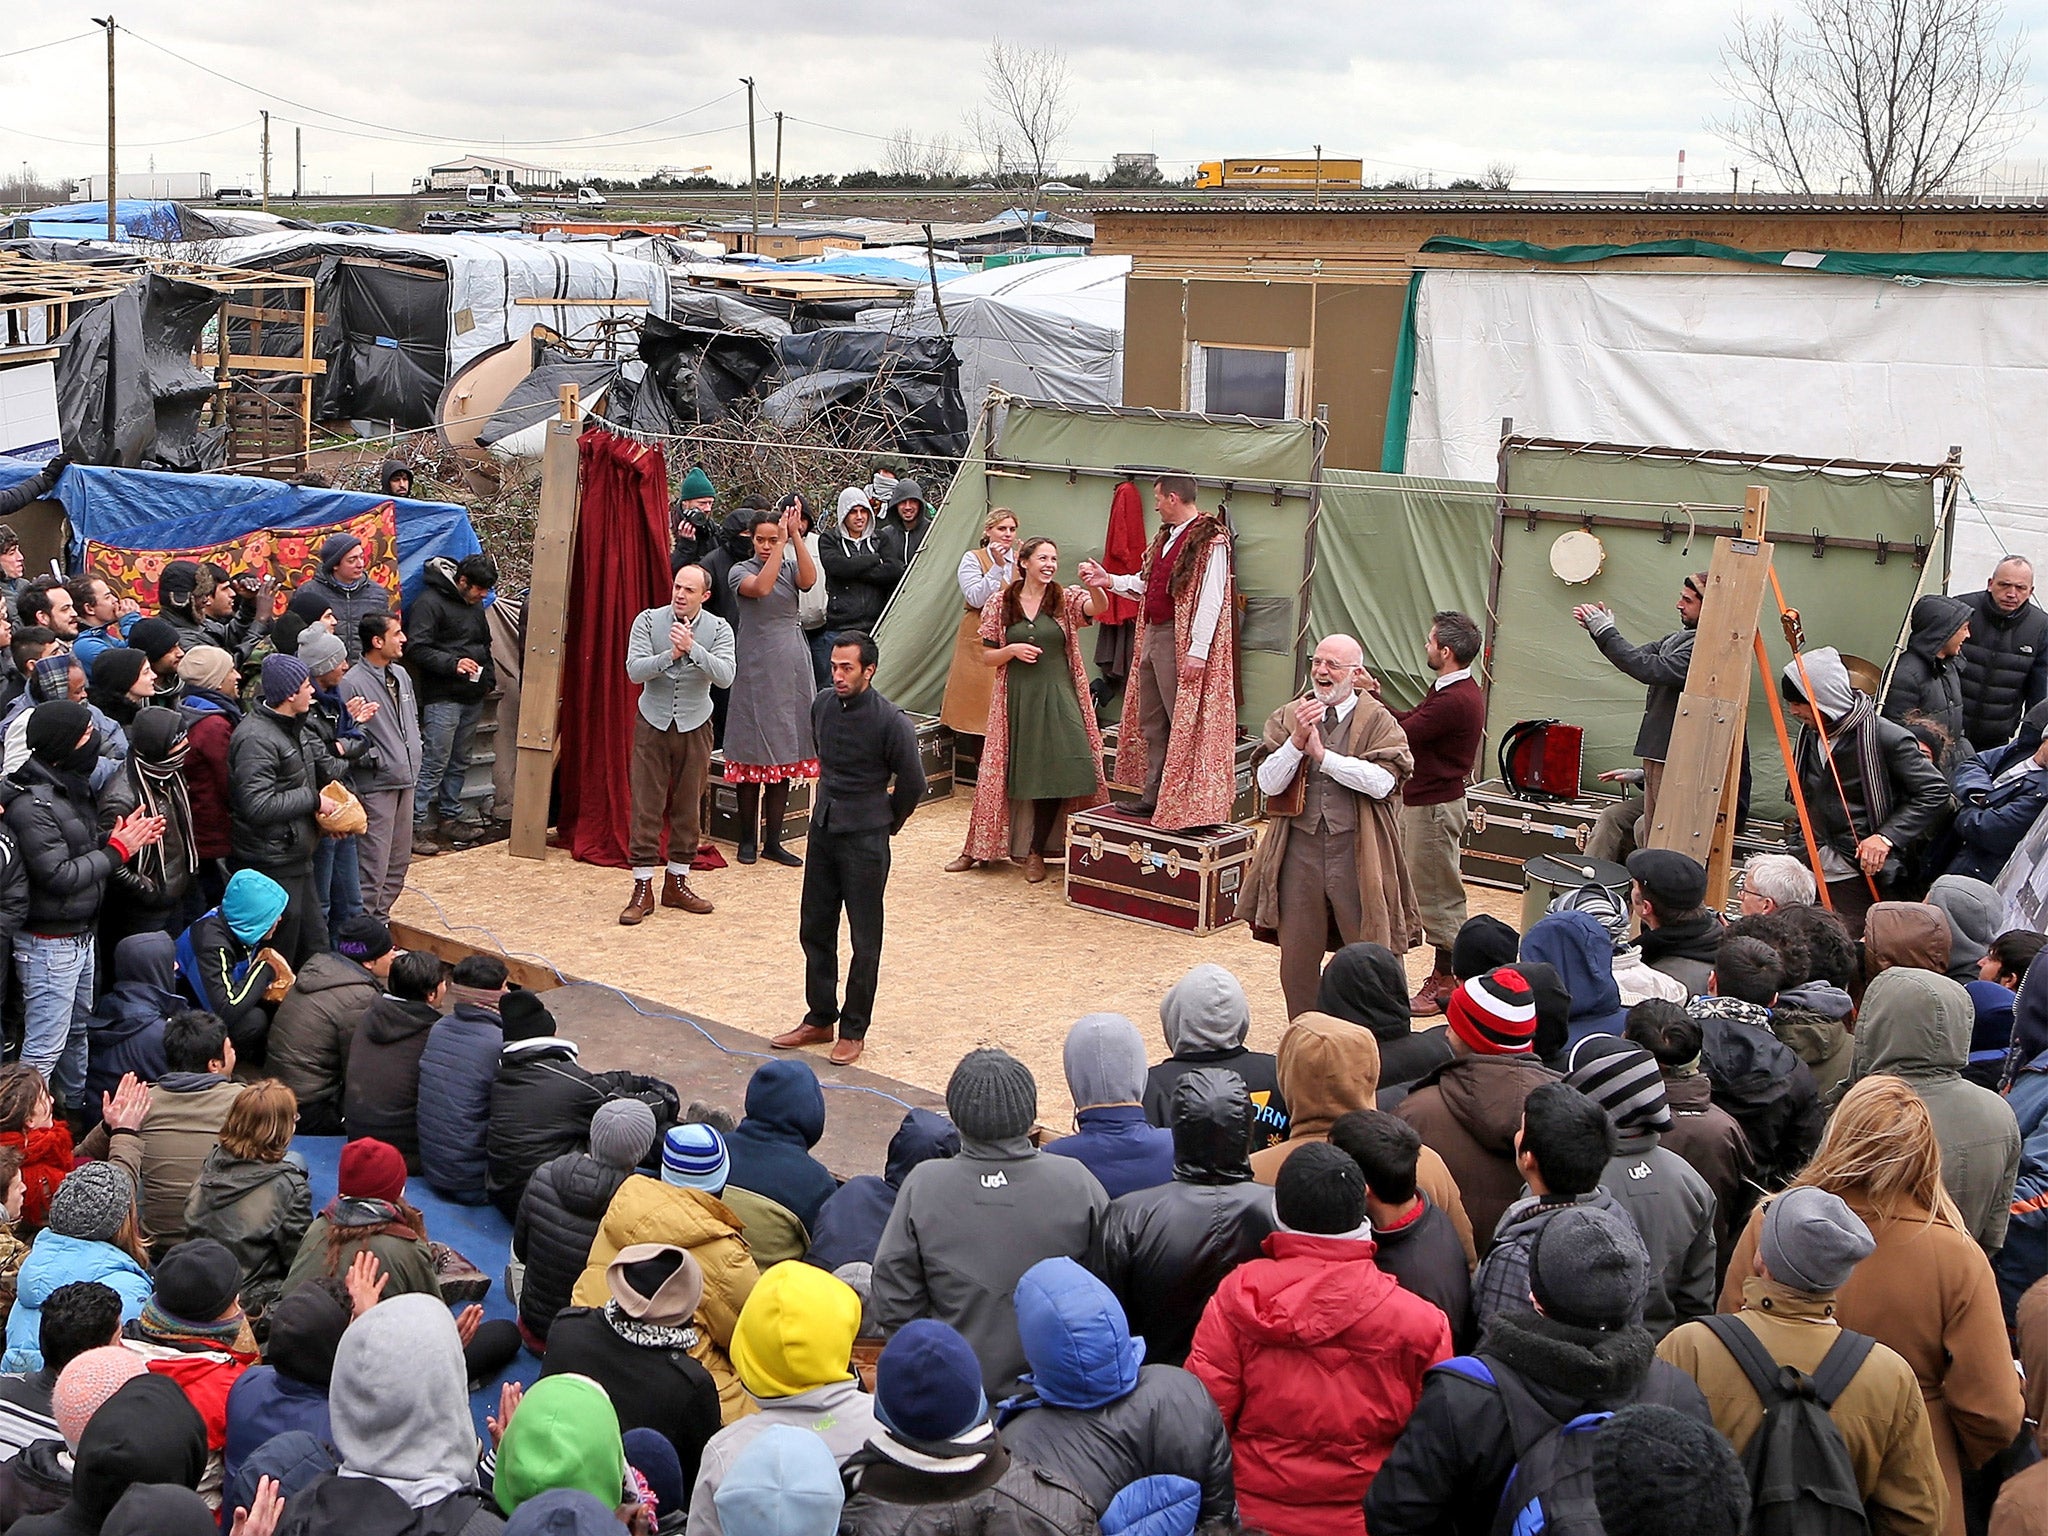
[1390,612,1486,1016]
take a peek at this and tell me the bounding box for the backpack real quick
[1436,1355,1613,1535]
[1700,1313,1874,1536]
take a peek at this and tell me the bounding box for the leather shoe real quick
[1121,799,1156,820]
[737,841,758,865]
[762,843,803,868]
[662,873,713,914]
[944,854,977,873]
[828,1037,865,1066]
[618,878,656,926]
[1024,853,1048,884]
[1409,970,1453,1017]
[770,1023,835,1051]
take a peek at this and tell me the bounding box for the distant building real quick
[1113,152,1159,177]
[711,224,864,259]
[425,155,564,191]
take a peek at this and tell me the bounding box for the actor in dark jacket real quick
[807,1108,959,1273]
[1366,1205,1715,1536]
[1576,576,1701,841]
[340,951,448,1172]
[1958,557,2048,752]
[995,1258,1235,1526]
[414,959,506,1205]
[1885,593,1974,756]
[512,1099,659,1348]
[486,989,674,1220]
[1095,1067,1275,1367]
[265,916,391,1136]
[227,655,328,965]
[723,1059,839,1236]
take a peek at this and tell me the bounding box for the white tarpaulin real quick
[1403,268,2048,585]
[894,255,1127,414]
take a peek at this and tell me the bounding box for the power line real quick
[0,115,258,150]
[0,30,98,61]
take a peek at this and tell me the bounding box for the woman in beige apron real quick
[939,508,1020,748]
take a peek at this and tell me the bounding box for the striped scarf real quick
[1796,691,1894,837]
[134,1298,259,1361]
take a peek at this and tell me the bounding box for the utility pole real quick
[295,126,302,199]
[742,76,759,247]
[1313,142,1322,208]
[1731,165,1741,197]
[773,111,784,226]
[92,15,115,242]
[260,110,270,211]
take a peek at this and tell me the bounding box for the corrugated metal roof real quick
[1088,195,2048,216]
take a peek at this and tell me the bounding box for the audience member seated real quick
[1946,699,2048,882]
[571,1123,760,1421]
[543,1243,723,1491]
[3,1164,152,1370]
[1564,1038,1718,1339]
[13,1371,205,1536]
[1095,1067,1273,1367]
[0,1067,74,1232]
[102,1010,242,1253]
[487,988,675,1221]
[175,868,291,1064]
[121,1235,259,1458]
[513,1099,658,1352]
[1315,943,1454,1091]
[714,1427,844,1536]
[0,1279,119,1461]
[998,1257,1234,1526]
[282,1137,440,1302]
[1188,1144,1451,1536]
[342,950,449,1173]
[1044,1014,1175,1199]
[872,1049,1109,1398]
[266,914,392,1136]
[806,1109,957,1275]
[1328,1109,1472,1352]
[1628,849,1724,995]
[416,955,508,1205]
[1472,1081,1623,1336]
[182,1079,312,1324]
[689,1261,876,1536]
[0,1147,25,1323]
[492,1373,635,1524]
[82,934,176,1124]
[1520,910,1631,1047]
[221,1280,348,1505]
[1393,969,1558,1254]
[1967,928,2044,1088]
[720,1059,838,1265]
[1142,962,1288,1153]
[1687,935,1824,1191]
[838,1319,1097,1536]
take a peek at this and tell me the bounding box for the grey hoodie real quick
[328,1293,481,1502]
[1926,874,2004,981]
[1064,1013,1149,1110]
[1143,965,1289,1150]
[1850,967,2021,1254]
[1785,646,1859,722]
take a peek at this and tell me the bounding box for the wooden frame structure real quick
[0,252,324,476]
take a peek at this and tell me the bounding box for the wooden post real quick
[508,384,583,861]
[1646,485,1773,912]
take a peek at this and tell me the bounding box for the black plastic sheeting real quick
[312,255,450,428]
[603,314,778,436]
[761,330,968,459]
[54,271,224,471]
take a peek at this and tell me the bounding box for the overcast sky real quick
[4,1,2048,196]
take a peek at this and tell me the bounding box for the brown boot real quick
[661,872,714,914]
[618,878,656,926]
[771,1023,835,1051]
[1409,971,1452,1017]
[1024,853,1048,884]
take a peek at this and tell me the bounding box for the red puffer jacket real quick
[1186,1230,1451,1536]
[0,1124,75,1231]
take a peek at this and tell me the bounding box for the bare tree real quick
[883,127,925,183]
[967,38,1073,244]
[1715,0,2031,197]
[1482,161,1517,191]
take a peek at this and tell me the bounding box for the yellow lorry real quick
[1195,158,1365,190]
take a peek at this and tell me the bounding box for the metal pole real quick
[101,17,115,242]
[773,111,784,226]
[260,110,270,211]
[295,126,302,199]
[743,77,759,246]
[1313,143,1322,208]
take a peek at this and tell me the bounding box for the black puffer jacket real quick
[512,1150,632,1343]
[342,995,440,1168]
[227,704,323,871]
[403,558,494,707]
[486,1039,670,1220]
[3,760,122,936]
[1885,593,1972,753]
[1959,588,2048,751]
[1364,1309,1713,1536]
[1094,1067,1275,1367]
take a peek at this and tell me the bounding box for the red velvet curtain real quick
[555,429,670,867]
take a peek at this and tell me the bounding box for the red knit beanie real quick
[338,1138,408,1203]
[1445,967,1539,1056]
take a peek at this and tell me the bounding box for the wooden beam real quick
[511,296,651,306]
[1646,486,1773,908]
[389,919,561,994]
[509,384,584,861]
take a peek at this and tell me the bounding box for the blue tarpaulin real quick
[0,456,480,605]
[21,200,183,242]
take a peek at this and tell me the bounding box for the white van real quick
[465,183,523,208]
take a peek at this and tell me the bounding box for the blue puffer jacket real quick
[1520,911,1630,1048]
[1044,1107,1175,1200]
[1949,735,2048,882]
[223,1366,331,1499]
[223,1430,338,1535]
[1997,964,2048,1319]
[724,1059,837,1232]
[807,1108,959,1272]
[2,1234,152,1371]
[83,932,177,1121]
[1967,980,2018,1089]
[1102,1476,1202,1536]
[415,1002,503,1205]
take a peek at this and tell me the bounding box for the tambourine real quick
[1549,530,1606,585]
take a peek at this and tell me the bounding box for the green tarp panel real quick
[1489,444,1948,817]
[1308,468,1494,710]
[872,401,1317,729]
[1418,237,2048,283]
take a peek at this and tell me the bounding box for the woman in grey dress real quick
[726,502,821,866]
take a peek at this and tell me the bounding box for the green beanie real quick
[493,1374,625,1515]
[677,467,716,502]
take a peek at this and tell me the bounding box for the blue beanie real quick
[714,1425,844,1536]
[661,1123,730,1194]
[220,868,290,945]
[260,653,311,708]
[874,1320,986,1442]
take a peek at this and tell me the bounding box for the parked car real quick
[1039,181,1082,194]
